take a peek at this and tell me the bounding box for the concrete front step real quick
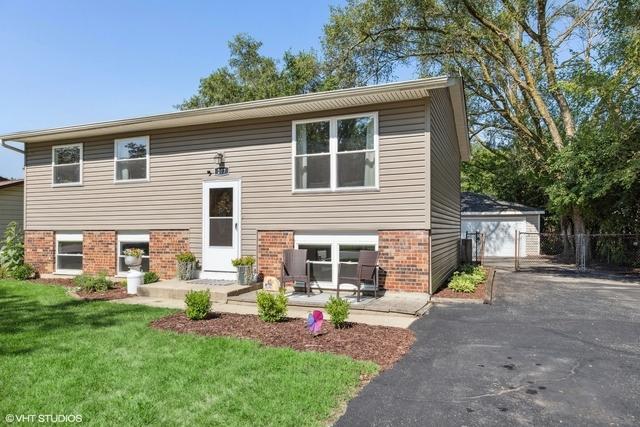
[137,280,260,303]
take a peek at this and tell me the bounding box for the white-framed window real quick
[294,232,378,289]
[52,143,82,186]
[55,232,83,274]
[114,136,149,182]
[292,113,378,192]
[117,232,150,276]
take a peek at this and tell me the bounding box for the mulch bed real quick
[27,279,131,301]
[434,281,487,299]
[151,312,415,370]
[433,267,494,301]
[74,286,131,301]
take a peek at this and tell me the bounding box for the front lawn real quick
[0,280,376,426]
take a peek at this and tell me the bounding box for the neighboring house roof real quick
[461,192,544,216]
[0,76,470,160]
[0,179,23,190]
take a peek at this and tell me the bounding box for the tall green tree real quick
[179,34,335,109]
[323,0,639,234]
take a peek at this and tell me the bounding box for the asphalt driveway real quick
[336,270,640,426]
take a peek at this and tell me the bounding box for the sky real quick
[0,1,419,179]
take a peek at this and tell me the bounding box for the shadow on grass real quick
[0,284,168,355]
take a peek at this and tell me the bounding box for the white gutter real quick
[1,139,24,154]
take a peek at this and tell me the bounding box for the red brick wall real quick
[149,230,189,279]
[24,231,55,274]
[257,230,294,278]
[378,230,430,292]
[83,231,117,275]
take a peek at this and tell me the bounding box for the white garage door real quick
[462,217,527,257]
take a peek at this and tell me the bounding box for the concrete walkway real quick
[336,269,640,426]
[112,296,420,328]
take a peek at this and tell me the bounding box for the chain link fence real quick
[515,232,640,275]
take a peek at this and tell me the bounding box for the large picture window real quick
[117,233,150,275]
[52,144,82,186]
[293,113,378,191]
[114,136,149,182]
[295,233,378,289]
[56,232,83,274]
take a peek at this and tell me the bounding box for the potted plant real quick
[123,248,144,271]
[176,251,197,280]
[232,256,255,285]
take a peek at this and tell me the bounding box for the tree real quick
[178,34,334,109]
[323,0,639,234]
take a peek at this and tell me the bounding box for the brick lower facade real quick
[24,229,189,279]
[257,230,294,278]
[377,230,430,292]
[24,231,55,274]
[149,230,190,279]
[256,229,430,293]
[83,231,117,275]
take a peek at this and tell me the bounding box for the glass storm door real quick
[202,180,240,278]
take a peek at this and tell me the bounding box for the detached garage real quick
[461,192,544,257]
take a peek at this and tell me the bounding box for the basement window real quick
[294,233,378,289]
[55,232,83,275]
[117,233,150,276]
[52,143,82,186]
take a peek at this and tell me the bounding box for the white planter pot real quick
[127,270,143,294]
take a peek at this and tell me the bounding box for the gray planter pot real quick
[236,265,253,285]
[176,261,196,281]
[124,256,142,271]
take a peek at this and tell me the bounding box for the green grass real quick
[0,280,377,426]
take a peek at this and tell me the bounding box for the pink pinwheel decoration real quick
[307,310,324,335]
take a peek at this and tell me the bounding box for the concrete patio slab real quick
[137,279,260,303]
[228,289,430,315]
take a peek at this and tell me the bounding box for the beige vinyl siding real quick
[429,88,461,292]
[0,184,24,235]
[24,100,428,259]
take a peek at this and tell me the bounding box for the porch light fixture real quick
[207,152,229,176]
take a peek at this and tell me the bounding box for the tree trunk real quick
[572,209,587,235]
[561,216,572,256]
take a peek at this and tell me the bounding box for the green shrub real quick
[144,271,160,284]
[325,296,350,328]
[184,290,211,320]
[176,251,197,263]
[256,290,288,322]
[448,265,487,293]
[0,266,9,279]
[74,272,114,292]
[11,264,36,280]
[231,256,256,267]
[0,222,24,274]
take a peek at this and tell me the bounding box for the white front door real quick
[202,180,240,279]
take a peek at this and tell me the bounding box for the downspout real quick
[1,139,25,154]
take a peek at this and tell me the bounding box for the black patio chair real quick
[336,250,379,302]
[280,249,311,295]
